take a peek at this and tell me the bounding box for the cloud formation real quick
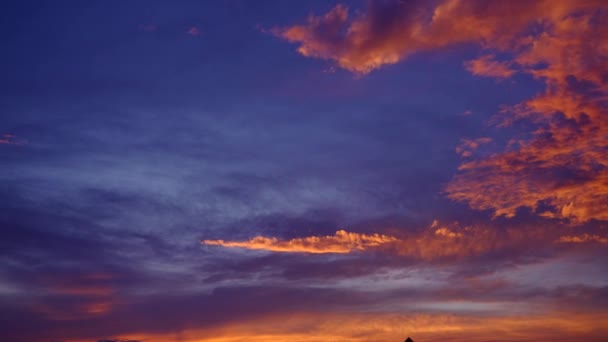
[203,229,396,253]
[455,137,492,158]
[464,55,515,79]
[276,0,608,223]
[276,1,606,73]
[4,2,608,341]
[446,4,608,222]
[203,220,567,261]
[558,234,608,244]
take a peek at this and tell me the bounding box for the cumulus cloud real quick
[446,3,608,223]
[276,0,608,223]
[275,0,605,74]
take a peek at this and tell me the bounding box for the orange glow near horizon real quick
[202,220,604,259]
[70,311,608,342]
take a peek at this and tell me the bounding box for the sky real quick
[1,1,608,341]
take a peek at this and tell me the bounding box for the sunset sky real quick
[1,1,608,341]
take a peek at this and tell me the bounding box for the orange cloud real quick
[277,1,608,222]
[203,221,557,260]
[275,0,606,74]
[464,54,515,78]
[388,221,553,260]
[202,229,396,254]
[557,234,608,244]
[444,4,608,222]
[447,79,608,222]
[434,227,462,238]
[455,137,492,158]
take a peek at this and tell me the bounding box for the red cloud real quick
[447,8,608,222]
[455,137,492,158]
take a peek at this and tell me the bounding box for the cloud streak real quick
[203,220,571,261]
[203,229,396,254]
[464,55,515,79]
[558,234,608,244]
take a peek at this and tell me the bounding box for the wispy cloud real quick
[0,133,27,146]
[202,229,396,254]
[455,137,492,158]
[464,55,515,79]
[558,234,608,244]
[203,220,562,260]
